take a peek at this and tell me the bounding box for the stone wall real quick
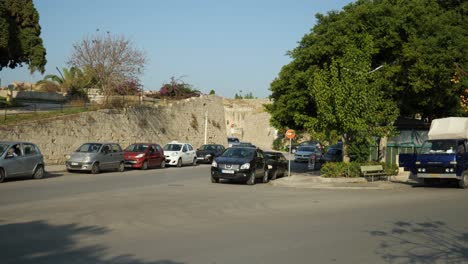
[0,95,226,164]
[223,99,277,150]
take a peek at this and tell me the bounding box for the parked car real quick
[294,145,324,170]
[0,141,45,183]
[211,147,268,185]
[66,142,125,174]
[287,140,321,153]
[264,151,288,180]
[163,141,197,167]
[232,142,257,148]
[227,137,240,147]
[124,143,165,169]
[324,143,343,163]
[196,144,225,163]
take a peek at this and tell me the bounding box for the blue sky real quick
[0,0,353,98]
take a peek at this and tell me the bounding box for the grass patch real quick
[0,107,91,125]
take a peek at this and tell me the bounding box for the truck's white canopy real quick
[428,117,468,140]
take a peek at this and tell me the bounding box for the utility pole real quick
[204,111,208,144]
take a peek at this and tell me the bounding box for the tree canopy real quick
[267,0,468,133]
[0,0,46,73]
[68,33,146,96]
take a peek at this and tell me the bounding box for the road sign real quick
[285,129,295,139]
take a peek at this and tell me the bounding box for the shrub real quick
[272,138,283,151]
[321,161,398,177]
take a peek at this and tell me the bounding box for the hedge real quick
[321,161,398,178]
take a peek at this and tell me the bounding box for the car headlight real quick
[205,154,212,158]
[171,152,178,156]
[267,165,273,169]
[212,160,218,167]
[240,163,250,170]
[66,155,71,160]
[136,153,145,158]
[83,156,91,163]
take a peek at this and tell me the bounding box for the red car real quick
[124,143,165,170]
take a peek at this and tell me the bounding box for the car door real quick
[154,144,164,166]
[22,143,41,176]
[148,145,158,167]
[187,144,196,161]
[111,144,123,169]
[99,144,113,169]
[255,150,266,177]
[180,144,189,164]
[3,144,27,177]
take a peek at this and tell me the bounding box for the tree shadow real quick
[369,220,468,263]
[0,220,183,264]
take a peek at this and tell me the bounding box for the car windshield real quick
[420,140,458,154]
[76,143,102,153]
[298,146,315,152]
[125,144,149,152]
[200,145,216,151]
[221,148,255,159]
[228,138,239,143]
[164,144,182,151]
[0,143,9,156]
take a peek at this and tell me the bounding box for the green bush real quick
[321,161,399,177]
[272,138,283,151]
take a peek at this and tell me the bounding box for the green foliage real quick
[267,0,468,139]
[37,66,93,100]
[209,90,215,95]
[0,0,46,73]
[321,161,399,178]
[153,77,200,99]
[347,138,371,163]
[272,138,283,151]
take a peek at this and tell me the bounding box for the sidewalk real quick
[46,164,67,173]
[270,171,412,190]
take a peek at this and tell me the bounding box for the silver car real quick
[66,142,125,174]
[0,141,45,183]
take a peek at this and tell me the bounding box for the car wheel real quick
[247,172,256,185]
[118,162,125,172]
[211,175,219,183]
[160,160,166,169]
[32,165,44,179]
[0,169,5,183]
[192,157,197,166]
[142,161,148,170]
[458,171,468,189]
[91,163,100,174]
[262,170,269,183]
[176,158,182,167]
[271,170,278,180]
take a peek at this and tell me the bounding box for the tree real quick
[209,89,215,95]
[267,0,468,129]
[38,67,94,94]
[310,36,398,162]
[0,0,46,73]
[157,76,200,99]
[68,33,146,96]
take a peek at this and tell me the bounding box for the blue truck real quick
[399,117,468,188]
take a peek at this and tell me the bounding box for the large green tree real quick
[0,0,46,73]
[267,0,468,133]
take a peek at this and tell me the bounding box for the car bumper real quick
[124,159,144,168]
[211,168,251,181]
[165,157,180,166]
[66,161,93,171]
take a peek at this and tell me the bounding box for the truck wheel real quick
[458,171,468,189]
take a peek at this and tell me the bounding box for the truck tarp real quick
[428,117,468,140]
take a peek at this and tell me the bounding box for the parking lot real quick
[1,163,467,264]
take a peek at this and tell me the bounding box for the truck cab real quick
[399,117,468,188]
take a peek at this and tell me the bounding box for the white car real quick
[163,141,197,167]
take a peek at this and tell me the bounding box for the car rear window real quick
[164,144,182,151]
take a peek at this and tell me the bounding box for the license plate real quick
[222,169,235,174]
[71,162,78,166]
[197,157,205,160]
[125,165,132,168]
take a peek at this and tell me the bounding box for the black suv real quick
[211,147,268,185]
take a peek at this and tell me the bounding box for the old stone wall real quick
[0,95,226,164]
[223,99,277,150]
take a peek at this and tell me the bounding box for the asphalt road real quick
[0,165,467,264]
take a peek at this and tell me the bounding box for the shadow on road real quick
[369,220,468,263]
[0,220,184,264]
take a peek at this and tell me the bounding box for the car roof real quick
[0,141,35,145]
